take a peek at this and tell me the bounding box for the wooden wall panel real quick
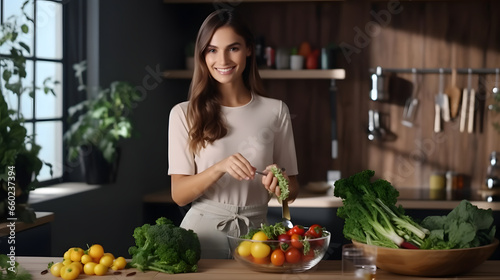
[192,1,500,194]
[366,0,500,193]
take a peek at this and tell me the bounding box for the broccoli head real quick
[128,217,201,274]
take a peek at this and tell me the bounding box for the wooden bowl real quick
[352,239,499,276]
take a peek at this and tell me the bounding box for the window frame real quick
[1,0,67,186]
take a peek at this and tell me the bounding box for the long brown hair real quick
[187,9,265,154]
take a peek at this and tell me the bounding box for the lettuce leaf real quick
[420,200,496,249]
[270,166,289,202]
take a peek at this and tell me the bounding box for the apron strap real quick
[192,198,267,235]
[216,213,250,233]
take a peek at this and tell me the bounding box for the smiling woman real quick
[204,27,252,94]
[167,9,300,259]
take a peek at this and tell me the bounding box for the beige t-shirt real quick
[168,93,298,206]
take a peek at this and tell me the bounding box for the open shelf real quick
[162,69,345,80]
[164,0,343,3]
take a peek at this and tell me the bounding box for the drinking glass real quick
[342,243,377,279]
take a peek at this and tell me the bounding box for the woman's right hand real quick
[217,153,256,181]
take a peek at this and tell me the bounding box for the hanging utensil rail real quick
[369,67,500,75]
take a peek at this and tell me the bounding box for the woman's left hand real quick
[260,165,298,202]
[261,165,282,197]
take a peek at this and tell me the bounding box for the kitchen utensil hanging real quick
[467,70,476,133]
[368,109,378,141]
[370,66,388,101]
[493,69,499,96]
[446,68,462,119]
[373,110,387,139]
[434,69,446,133]
[441,73,451,122]
[490,69,499,112]
[460,70,473,133]
[402,68,419,127]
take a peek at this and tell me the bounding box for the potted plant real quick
[0,0,55,223]
[64,61,140,184]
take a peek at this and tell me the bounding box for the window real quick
[1,0,64,183]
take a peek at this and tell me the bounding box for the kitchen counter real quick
[144,189,500,211]
[0,212,54,237]
[18,257,500,279]
[269,188,500,211]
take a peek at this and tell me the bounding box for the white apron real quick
[180,198,268,259]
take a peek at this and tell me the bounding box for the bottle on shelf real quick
[485,151,500,189]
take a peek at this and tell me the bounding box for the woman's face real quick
[204,26,251,86]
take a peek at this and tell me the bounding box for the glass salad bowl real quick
[227,229,331,273]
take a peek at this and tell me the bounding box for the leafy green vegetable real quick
[240,221,287,240]
[420,200,496,249]
[260,222,288,240]
[334,170,429,248]
[0,254,31,280]
[128,217,201,274]
[270,166,289,202]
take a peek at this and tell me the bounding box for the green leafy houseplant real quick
[0,254,31,280]
[0,0,55,223]
[64,61,140,184]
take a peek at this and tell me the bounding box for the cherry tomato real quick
[81,254,93,265]
[252,256,270,265]
[278,234,291,243]
[305,224,323,238]
[69,261,82,273]
[302,249,315,262]
[285,247,301,264]
[99,254,114,267]
[63,248,72,260]
[88,244,104,260]
[237,241,252,257]
[83,262,97,275]
[270,249,285,266]
[103,252,115,259]
[289,225,305,236]
[70,247,84,262]
[278,234,291,251]
[250,242,271,259]
[111,257,127,271]
[252,231,268,241]
[60,265,79,280]
[310,236,325,249]
[50,262,64,277]
[94,263,108,276]
[290,233,304,249]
